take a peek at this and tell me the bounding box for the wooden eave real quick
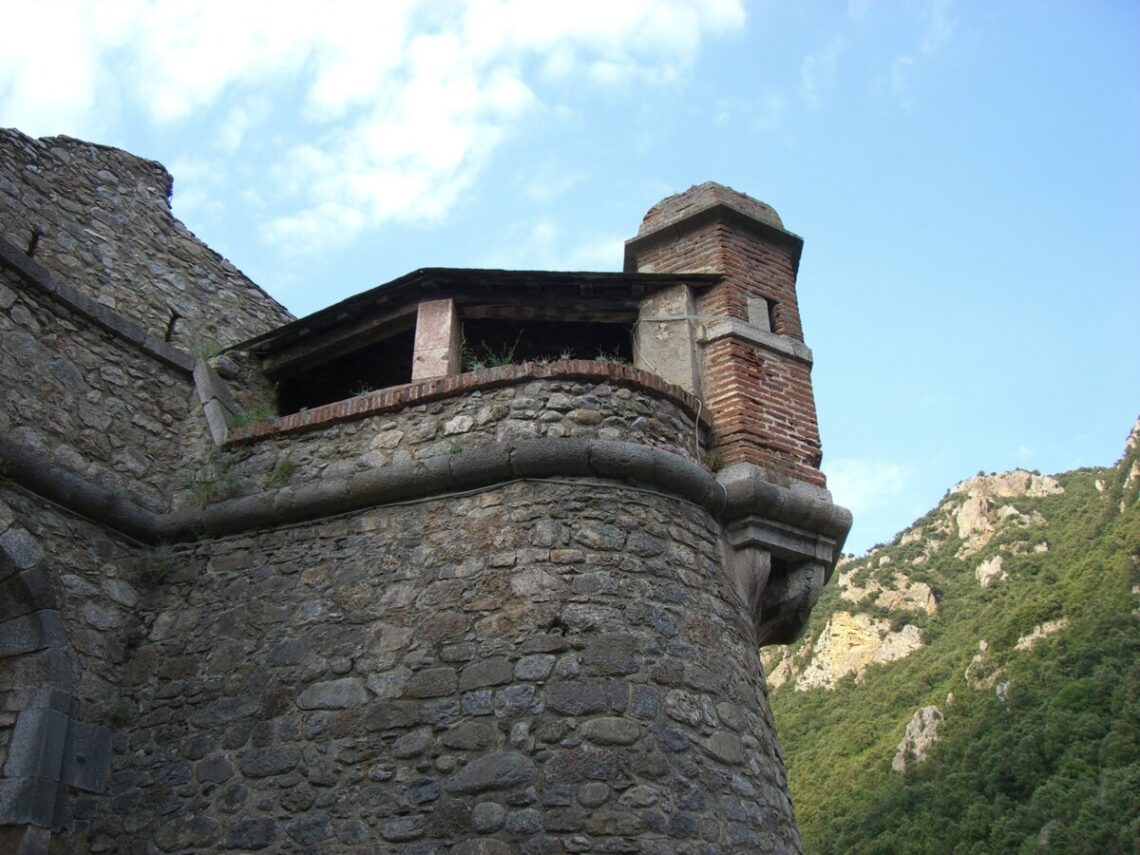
[231,268,721,377]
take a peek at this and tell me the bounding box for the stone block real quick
[0,776,59,828]
[0,610,66,658]
[0,528,42,571]
[444,751,537,794]
[296,678,367,710]
[202,398,230,446]
[61,720,111,793]
[3,709,68,781]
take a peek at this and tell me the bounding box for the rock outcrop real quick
[794,612,924,691]
[892,705,944,772]
[1015,618,1069,651]
[839,569,938,614]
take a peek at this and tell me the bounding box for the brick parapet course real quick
[229,360,708,442]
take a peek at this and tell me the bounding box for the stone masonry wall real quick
[81,480,799,853]
[0,129,292,349]
[0,265,207,513]
[211,378,712,511]
[0,485,144,847]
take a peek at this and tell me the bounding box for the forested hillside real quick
[765,420,1140,853]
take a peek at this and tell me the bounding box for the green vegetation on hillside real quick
[770,435,1140,853]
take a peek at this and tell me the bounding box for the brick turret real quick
[625,182,824,486]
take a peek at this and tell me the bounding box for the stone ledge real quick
[227,361,711,445]
[1,434,849,553]
[0,236,194,374]
[698,317,814,365]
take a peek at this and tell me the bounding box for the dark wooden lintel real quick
[263,308,416,376]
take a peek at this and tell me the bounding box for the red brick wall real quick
[626,188,825,487]
[702,339,823,486]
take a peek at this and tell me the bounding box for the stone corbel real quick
[723,529,831,647]
[718,462,851,647]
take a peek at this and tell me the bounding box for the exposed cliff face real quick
[892,705,944,773]
[763,467,1072,693]
[791,612,923,691]
[765,416,1140,853]
[838,567,938,614]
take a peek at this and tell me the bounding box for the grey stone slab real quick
[0,528,43,571]
[509,438,592,478]
[588,440,654,482]
[62,720,111,793]
[202,399,230,446]
[3,709,68,781]
[447,444,513,488]
[193,359,239,412]
[0,610,67,658]
[0,776,60,827]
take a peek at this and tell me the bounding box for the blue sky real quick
[3,1,1137,554]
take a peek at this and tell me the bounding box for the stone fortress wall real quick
[0,128,850,853]
[0,130,293,350]
[0,260,203,513]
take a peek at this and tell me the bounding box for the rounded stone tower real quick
[0,145,849,853]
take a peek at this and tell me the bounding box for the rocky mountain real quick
[764,418,1140,853]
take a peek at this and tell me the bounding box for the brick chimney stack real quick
[625,182,825,487]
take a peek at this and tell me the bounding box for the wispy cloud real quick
[825,458,912,513]
[801,35,845,109]
[1,0,745,253]
[478,218,624,271]
[886,0,956,107]
[824,457,915,552]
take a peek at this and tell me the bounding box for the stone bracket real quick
[724,515,841,647]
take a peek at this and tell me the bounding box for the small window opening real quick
[460,318,632,368]
[275,327,416,415]
[747,296,779,334]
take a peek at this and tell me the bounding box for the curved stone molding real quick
[0,434,850,648]
[1,435,845,539]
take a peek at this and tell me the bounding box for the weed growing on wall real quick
[269,456,297,488]
[462,332,524,370]
[188,450,244,506]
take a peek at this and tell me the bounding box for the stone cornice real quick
[0,434,849,547]
[1,434,849,647]
[698,317,814,365]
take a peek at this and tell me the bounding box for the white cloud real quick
[478,219,624,271]
[824,458,912,517]
[884,0,956,108]
[1,0,745,252]
[801,35,844,109]
[824,457,916,554]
